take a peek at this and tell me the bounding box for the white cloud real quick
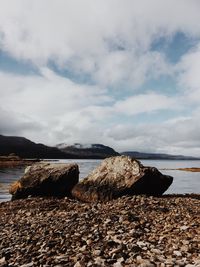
[0,67,200,156]
[0,107,43,135]
[106,112,200,156]
[0,69,113,144]
[177,44,200,104]
[0,0,200,88]
[114,93,178,115]
[94,50,171,88]
[0,1,200,155]
[0,68,181,147]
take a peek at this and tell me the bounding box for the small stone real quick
[175,260,186,266]
[86,239,92,245]
[173,250,182,257]
[0,258,6,264]
[95,257,105,265]
[151,248,162,254]
[182,240,189,245]
[20,263,34,267]
[136,256,143,264]
[80,245,87,252]
[180,225,189,230]
[165,259,175,265]
[93,250,101,256]
[0,257,7,267]
[74,262,82,267]
[139,260,155,267]
[180,245,188,252]
[113,262,123,267]
[137,241,148,247]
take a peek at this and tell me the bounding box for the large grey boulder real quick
[9,163,79,200]
[72,156,173,202]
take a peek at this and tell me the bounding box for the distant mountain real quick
[0,135,119,159]
[0,135,73,159]
[56,143,120,159]
[1,134,197,160]
[121,151,200,160]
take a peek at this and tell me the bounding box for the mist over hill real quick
[56,143,120,159]
[0,134,199,160]
[0,135,119,159]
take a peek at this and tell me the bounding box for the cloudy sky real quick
[1,0,200,155]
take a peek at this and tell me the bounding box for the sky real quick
[1,0,200,156]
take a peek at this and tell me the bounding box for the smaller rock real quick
[93,250,101,256]
[20,263,34,267]
[173,250,182,257]
[95,257,105,265]
[113,262,123,267]
[9,163,79,200]
[180,225,189,230]
[0,257,7,267]
[151,248,162,254]
[137,241,149,247]
[74,262,82,267]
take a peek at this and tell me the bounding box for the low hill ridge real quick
[0,135,119,159]
[56,143,120,159]
[0,135,71,159]
[121,151,200,160]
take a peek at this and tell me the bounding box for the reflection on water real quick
[141,160,200,194]
[0,159,199,202]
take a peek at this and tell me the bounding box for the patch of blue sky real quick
[151,31,199,64]
[106,76,179,103]
[47,60,95,86]
[111,108,192,126]
[141,75,179,96]
[0,50,38,75]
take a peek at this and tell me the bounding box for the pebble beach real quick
[0,195,199,267]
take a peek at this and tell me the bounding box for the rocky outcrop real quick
[72,156,173,202]
[9,163,79,200]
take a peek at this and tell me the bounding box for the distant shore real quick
[160,167,200,172]
[0,194,199,266]
[0,155,40,168]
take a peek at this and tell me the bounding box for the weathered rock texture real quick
[72,156,173,202]
[9,163,79,200]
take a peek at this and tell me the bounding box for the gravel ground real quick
[0,195,199,267]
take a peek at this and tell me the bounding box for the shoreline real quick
[159,167,200,172]
[0,159,40,168]
[0,195,199,266]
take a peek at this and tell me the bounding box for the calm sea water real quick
[0,159,199,202]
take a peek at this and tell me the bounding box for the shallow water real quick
[0,159,199,202]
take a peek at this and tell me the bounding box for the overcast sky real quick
[1,0,200,155]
